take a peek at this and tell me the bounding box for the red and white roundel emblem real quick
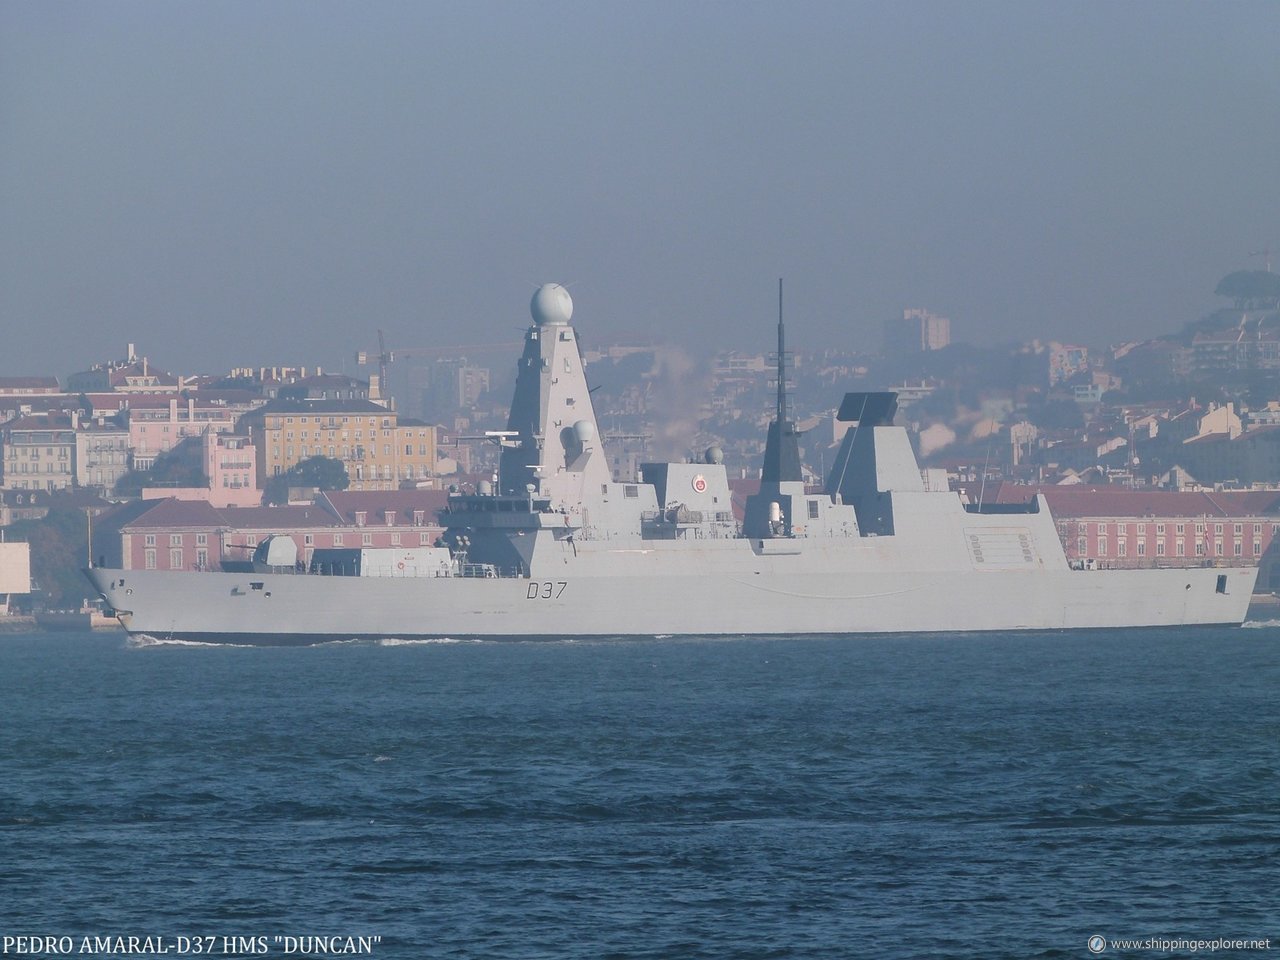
[691,474,707,493]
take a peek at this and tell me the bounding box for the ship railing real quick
[1068,558,1259,571]
[455,562,521,579]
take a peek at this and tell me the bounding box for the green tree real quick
[114,442,209,497]
[1025,398,1085,431]
[1214,270,1280,308]
[4,506,92,608]
[263,456,349,505]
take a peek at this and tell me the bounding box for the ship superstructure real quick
[85,284,1257,643]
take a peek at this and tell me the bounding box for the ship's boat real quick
[84,284,1257,644]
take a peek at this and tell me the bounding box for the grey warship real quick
[86,283,1257,643]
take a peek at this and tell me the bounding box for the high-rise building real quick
[884,308,951,356]
[425,359,490,416]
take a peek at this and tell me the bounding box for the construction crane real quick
[354,329,393,394]
[375,329,392,394]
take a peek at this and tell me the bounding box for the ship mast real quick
[760,278,801,483]
[776,278,786,423]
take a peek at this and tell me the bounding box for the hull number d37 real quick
[527,581,568,600]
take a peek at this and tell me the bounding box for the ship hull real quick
[85,562,1257,645]
[81,299,1262,646]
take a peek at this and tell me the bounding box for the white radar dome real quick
[531,283,573,326]
[573,420,596,443]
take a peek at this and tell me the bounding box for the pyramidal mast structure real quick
[84,282,1257,644]
[498,282,610,505]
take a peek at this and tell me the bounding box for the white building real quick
[76,419,132,494]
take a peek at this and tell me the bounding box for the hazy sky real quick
[2,1,1278,379]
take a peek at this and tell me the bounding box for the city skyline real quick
[2,1,1278,377]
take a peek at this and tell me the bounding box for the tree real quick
[4,506,92,608]
[1025,398,1085,431]
[114,441,209,497]
[263,456,349,505]
[1214,270,1280,309]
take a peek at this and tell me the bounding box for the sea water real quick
[1,628,1277,959]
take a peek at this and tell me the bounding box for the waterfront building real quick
[310,488,449,566]
[106,500,342,572]
[0,540,31,614]
[986,482,1280,590]
[139,431,260,508]
[0,377,61,397]
[126,396,239,470]
[394,419,439,484]
[102,488,448,571]
[0,392,76,426]
[66,345,181,394]
[277,373,374,403]
[239,399,438,492]
[0,489,55,526]
[1,414,76,492]
[1188,316,1280,378]
[75,418,132,494]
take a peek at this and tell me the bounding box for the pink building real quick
[103,489,448,571]
[111,500,342,572]
[127,396,239,469]
[986,483,1280,589]
[141,432,260,508]
[313,489,449,563]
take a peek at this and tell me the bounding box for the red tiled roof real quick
[120,498,343,530]
[219,505,344,528]
[320,489,450,524]
[988,482,1280,518]
[108,363,179,387]
[0,397,80,416]
[0,377,60,391]
[81,394,131,411]
[2,414,75,431]
[117,499,222,528]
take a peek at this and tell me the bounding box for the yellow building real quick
[240,400,438,491]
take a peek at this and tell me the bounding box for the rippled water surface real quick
[2,628,1278,958]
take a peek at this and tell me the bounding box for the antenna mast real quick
[777,278,787,422]
[760,277,802,483]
